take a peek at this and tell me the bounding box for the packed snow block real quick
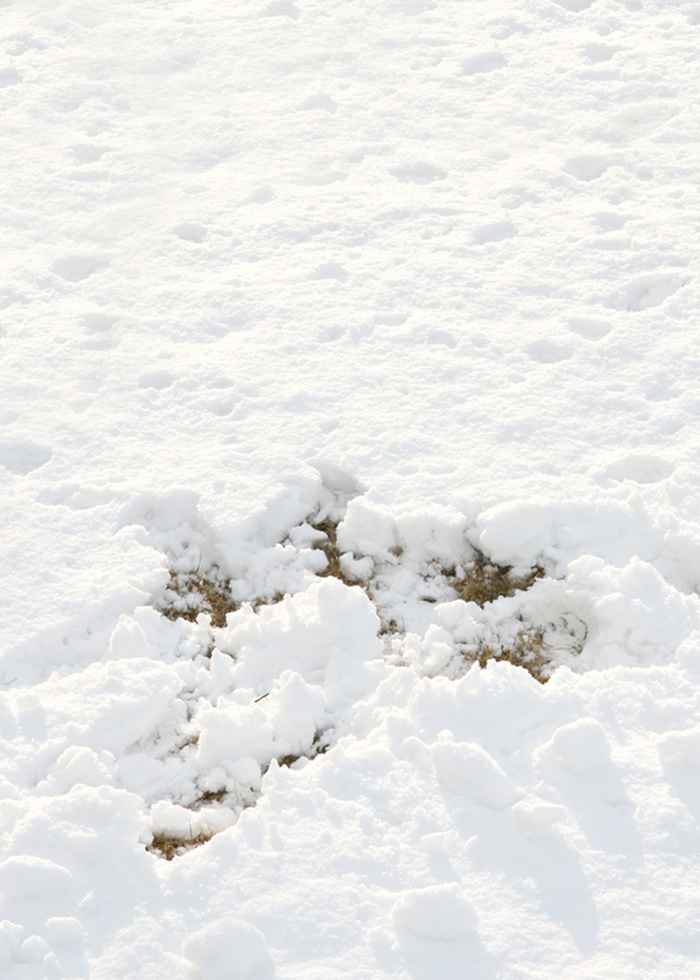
[399,735,433,773]
[420,632,454,678]
[182,917,275,980]
[431,736,517,809]
[536,719,611,774]
[392,883,477,941]
[43,917,83,949]
[336,499,397,561]
[471,499,554,567]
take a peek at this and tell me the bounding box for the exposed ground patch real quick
[158,570,237,628]
[155,513,556,680]
[148,830,213,861]
[146,506,577,857]
[447,553,544,607]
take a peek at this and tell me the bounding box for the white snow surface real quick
[2,0,700,977]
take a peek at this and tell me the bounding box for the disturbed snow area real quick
[2,0,700,978]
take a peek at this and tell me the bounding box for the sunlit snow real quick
[2,1,700,978]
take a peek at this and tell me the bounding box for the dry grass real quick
[194,788,227,805]
[159,571,237,628]
[313,518,348,582]
[475,626,550,683]
[449,554,544,607]
[251,589,286,612]
[148,830,212,861]
[378,616,400,636]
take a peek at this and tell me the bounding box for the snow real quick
[2,0,700,976]
[182,919,275,980]
[391,882,477,942]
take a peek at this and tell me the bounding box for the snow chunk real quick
[267,671,328,758]
[472,499,553,567]
[109,617,151,660]
[513,800,568,838]
[595,454,675,486]
[337,499,397,561]
[537,718,611,774]
[46,746,114,791]
[431,737,517,808]
[392,883,477,941]
[44,917,83,948]
[566,555,699,668]
[0,856,72,899]
[436,600,479,644]
[220,578,381,702]
[149,800,234,838]
[675,631,700,674]
[182,917,275,980]
[657,725,700,769]
[196,704,274,771]
[394,512,468,564]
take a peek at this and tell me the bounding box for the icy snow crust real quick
[3,0,700,977]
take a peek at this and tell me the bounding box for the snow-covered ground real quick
[3,0,700,976]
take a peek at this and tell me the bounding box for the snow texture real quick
[2,0,700,978]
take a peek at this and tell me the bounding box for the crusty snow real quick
[2,0,700,978]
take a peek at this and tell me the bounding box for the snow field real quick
[2,0,700,977]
